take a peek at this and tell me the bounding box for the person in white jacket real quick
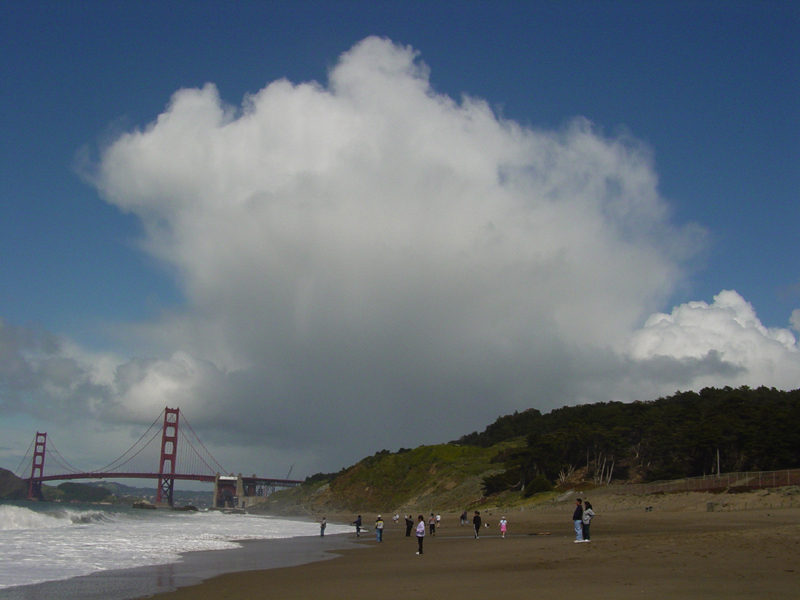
[415,515,426,554]
[581,501,595,541]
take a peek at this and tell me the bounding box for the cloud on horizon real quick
[3,38,798,475]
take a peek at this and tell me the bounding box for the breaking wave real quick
[0,504,115,531]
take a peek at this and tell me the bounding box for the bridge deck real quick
[27,473,303,486]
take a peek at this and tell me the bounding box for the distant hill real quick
[84,481,156,498]
[0,472,121,503]
[83,481,213,506]
[0,468,28,500]
[0,471,211,506]
[55,482,112,503]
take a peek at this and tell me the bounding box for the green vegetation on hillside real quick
[268,440,523,513]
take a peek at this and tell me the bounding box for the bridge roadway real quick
[31,472,302,487]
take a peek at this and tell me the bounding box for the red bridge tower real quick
[156,407,179,507]
[27,432,47,500]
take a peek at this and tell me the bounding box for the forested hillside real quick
[461,386,800,495]
[267,386,800,512]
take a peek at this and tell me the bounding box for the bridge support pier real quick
[213,473,300,509]
[214,473,244,508]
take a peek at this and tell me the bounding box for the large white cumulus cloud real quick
[628,290,799,390]
[96,38,691,357]
[9,37,796,474]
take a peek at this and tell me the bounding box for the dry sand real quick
[141,495,800,600]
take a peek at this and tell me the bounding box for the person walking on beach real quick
[460,511,468,526]
[429,513,436,536]
[320,517,326,537]
[351,515,362,538]
[499,516,507,539]
[375,515,385,542]
[436,513,441,529]
[416,515,426,554]
[405,514,414,537]
[582,501,595,542]
[473,510,482,539]
[572,498,584,542]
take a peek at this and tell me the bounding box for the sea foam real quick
[0,502,348,591]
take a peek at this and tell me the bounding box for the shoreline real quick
[0,531,363,600]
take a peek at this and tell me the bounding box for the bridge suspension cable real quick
[178,412,228,476]
[14,436,35,478]
[91,410,165,474]
[45,438,84,475]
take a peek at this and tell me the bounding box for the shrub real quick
[523,474,554,496]
[481,469,518,496]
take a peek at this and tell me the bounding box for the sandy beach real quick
[139,498,799,600]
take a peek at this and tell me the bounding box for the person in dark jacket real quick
[572,498,584,542]
[472,510,482,539]
[351,515,362,537]
[405,514,414,537]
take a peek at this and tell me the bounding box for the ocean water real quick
[0,501,350,592]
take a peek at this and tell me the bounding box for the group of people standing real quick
[571,498,595,542]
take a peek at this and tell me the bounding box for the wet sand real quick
[139,506,799,599]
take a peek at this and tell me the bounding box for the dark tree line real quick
[456,386,800,495]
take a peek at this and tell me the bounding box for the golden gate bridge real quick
[17,407,302,508]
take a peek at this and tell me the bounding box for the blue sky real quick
[1,1,798,479]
